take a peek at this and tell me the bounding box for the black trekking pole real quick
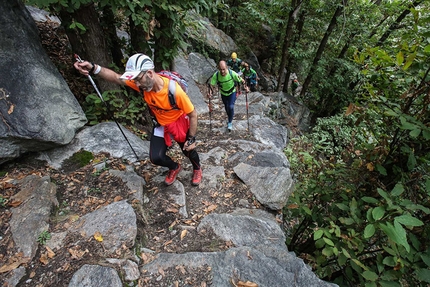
[245,87,250,132]
[74,54,140,161]
[206,83,213,131]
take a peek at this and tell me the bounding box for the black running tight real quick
[149,129,200,170]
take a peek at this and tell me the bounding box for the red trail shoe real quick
[192,169,202,186]
[165,164,182,186]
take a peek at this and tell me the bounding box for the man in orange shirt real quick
[74,53,202,186]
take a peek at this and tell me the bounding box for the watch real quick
[187,136,196,145]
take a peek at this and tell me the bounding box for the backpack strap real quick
[167,79,179,110]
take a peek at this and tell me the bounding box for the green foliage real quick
[82,88,145,127]
[37,230,52,245]
[0,195,7,207]
[284,4,430,285]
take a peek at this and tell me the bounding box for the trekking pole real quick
[206,83,213,131]
[74,54,140,161]
[245,87,250,132]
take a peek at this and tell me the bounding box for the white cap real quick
[120,54,155,80]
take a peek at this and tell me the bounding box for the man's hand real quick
[74,61,93,76]
[183,141,196,151]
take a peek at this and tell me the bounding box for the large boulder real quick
[0,0,87,164]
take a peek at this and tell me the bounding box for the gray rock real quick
[38,122,150,169]
[68,264,122,287]
[74,200,137,253]
[173,51,209,116]
[233,163,294,210]
[109,168,146,202]
[9,175,58,258]
[0,0,87,164]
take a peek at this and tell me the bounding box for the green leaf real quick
[421,254,430,267]
[364,224,376,238]
[338,253,348,265]
[336,203,349,211]
[407,151,416,171]
[402,52,416,70]
[323,237,335,247]
[376,164,387,176]
[322,247,333,257]
[409,128,421,138]
[423,129,430,140]
[302,206,312,215]
[400,117,416,130]
[396,51,404,65]
[391,183,404,196]
[379,281,401,287]
[342,248,351,258]
[415,268,430,283]
[424,44,430,53]
[394,221,410,252]
[314,229,324,240]
[382,256,396,267]
[352,258,367,270]
[362,270,378,281]
[362,197,379,204]
[380,222,409,252]
[339,217,355,225]
[427,178,430,193]
[394,214,424,227]
[372,206,385,221]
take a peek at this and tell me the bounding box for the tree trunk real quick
[101,7,123,68]
[282,10,306,94]
[130,17,152,57]
[276,0,303,92]
[59,3,117,92]
[300,0,347,98]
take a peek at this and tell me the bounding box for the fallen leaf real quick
[0,256,30,273]
[158,267,165,276]
[237,281,258,287]
[287,204,299,209]
[366,162,374,171]
[166,207,179,213]
[94,231,103,242]
[8,104,14,114]
[204,204,217,213]
[113,196,122,202]
[180,230,187,240]
[39,253,49,265]
[8,200,22,207]
[45,246,55,258]
[175,265,186,275]
[345,103,355,116]
[164,239,173,246]
[224,193,233,198]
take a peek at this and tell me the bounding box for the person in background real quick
[226,52,242,73]
[208,60,248,132]
[74,53,202,186]
[241,62,259,92]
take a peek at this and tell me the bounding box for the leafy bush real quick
[284,107,430,286]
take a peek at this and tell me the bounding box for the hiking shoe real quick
[165,164,182,186]
[227,122,233,131]
[192,169,202,186]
